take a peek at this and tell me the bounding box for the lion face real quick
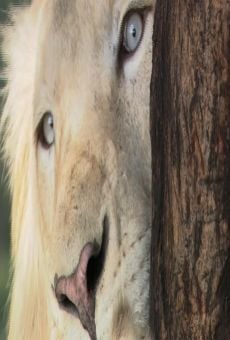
[3,0,153,339]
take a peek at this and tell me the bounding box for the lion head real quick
[1,0,153,339]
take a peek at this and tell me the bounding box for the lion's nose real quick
[54,217,109,340]
[55,243,98,339]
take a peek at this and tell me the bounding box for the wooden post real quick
[150,1,230,339]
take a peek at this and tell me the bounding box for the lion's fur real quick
[1,4,53,339]
[1,1,153,339]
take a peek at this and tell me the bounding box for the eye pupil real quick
[48,116,53,129]
[131,26,137,38]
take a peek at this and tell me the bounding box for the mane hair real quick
[1,4,53,339]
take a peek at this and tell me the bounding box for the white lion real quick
[1,0,154,339]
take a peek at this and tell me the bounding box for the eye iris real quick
[124,13,143,53]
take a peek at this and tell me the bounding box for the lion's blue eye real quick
[38,112,55,149]
[123,12,144,53]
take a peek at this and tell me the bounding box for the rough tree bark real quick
[150,1,230,339]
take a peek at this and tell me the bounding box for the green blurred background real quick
[0,1,26,338]
[0,2,11,338]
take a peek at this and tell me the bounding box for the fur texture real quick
[1,0,153,339]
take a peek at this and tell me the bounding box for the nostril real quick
[87,215,109,292]
[58,293,79,317]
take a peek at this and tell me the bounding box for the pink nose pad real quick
[55,243,98,340]
[54,216,109,340]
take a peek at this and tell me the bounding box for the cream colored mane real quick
[1,1,153,339]
[1,4,52,338]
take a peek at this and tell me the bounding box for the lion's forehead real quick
[51,0,116,53]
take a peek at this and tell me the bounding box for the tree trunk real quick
[150,1,230,339]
